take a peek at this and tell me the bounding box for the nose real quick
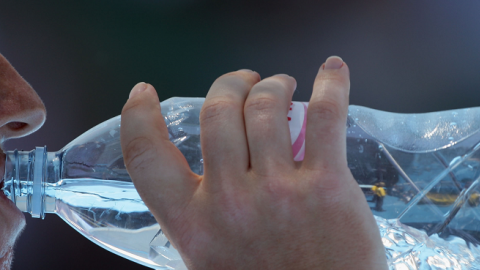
[0,54,46,141]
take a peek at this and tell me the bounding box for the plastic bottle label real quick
[288,101,309,161]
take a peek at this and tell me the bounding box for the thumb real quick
[120,82,200,221]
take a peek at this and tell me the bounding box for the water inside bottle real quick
[48,178,184,269]
[47,177,480,269]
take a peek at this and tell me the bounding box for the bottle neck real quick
[2,147,61,219]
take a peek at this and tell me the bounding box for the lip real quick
[0,148,5,183]
[0,148,13,205]
[0,148,5,188]
[0,148,5,187]
[0,147,25,225]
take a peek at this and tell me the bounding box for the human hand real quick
[120,56,388,269]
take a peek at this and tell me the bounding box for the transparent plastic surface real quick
[348,105,480,269]
[4,97,480,269]
[50,97,206,269]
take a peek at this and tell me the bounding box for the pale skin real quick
[0,53,46,270]
[120,56,388,269]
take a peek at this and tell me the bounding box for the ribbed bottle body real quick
[4,97,480,269]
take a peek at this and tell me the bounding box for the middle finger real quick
[200,70,260,181]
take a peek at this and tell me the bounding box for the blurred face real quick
[0,53,46,268]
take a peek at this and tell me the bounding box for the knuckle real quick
[308,99,344,122]
[263,178,294,199]
[200,97,237,125]
[314,72,346,86]
[244,95,278,113]
[123,136,158,172]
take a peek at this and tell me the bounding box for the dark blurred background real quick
[1,0,480,269]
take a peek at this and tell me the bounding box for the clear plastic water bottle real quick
[3,97,480,270]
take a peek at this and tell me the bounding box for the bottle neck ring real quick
[3,147,47,218]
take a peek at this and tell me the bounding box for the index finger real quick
[120,83,200,220]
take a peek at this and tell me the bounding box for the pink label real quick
[288,102,308,161]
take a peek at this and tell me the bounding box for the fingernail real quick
[274,73,292,79]
[324,56,344,70]
[129,82,148,99]
[238,69,255,73]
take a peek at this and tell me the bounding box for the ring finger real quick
[244,74,297,177]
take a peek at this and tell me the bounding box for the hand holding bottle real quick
[120,56,388,269]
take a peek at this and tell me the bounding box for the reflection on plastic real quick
[377,215,480,269]
[4,97,480,269]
